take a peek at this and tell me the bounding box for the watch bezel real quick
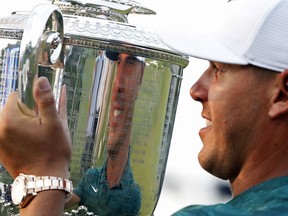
[11,174,29,206]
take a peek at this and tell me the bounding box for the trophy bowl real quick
[0,1,189,215]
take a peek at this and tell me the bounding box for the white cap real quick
[158,0,288,72]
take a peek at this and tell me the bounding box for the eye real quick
[211,62,220,72]
[127,59,136,65]
[210,62,222,80]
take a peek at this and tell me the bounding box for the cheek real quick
[126,83,139,103]
[209,84,250,119]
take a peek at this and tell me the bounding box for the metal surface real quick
[18,4,64,108]
[53,0,156,22]
[0,1,189,215]
[0,4,65,110]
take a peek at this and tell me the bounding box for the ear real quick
[269,69,288,118]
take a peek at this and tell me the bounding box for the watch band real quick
[12,173,73,208]
[26,175,73,194]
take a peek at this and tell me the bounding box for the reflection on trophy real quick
[0,0,189,215]
[64,52,145,215]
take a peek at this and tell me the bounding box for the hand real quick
[0,77,71,179]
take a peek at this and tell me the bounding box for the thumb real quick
[33,77,58,123]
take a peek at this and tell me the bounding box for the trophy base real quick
[0,200,95,216]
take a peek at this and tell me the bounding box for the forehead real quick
[212,61,244,69]
[118,53,142,63]
[211,61,278,83]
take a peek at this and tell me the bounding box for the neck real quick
[106,134,131,188]
[230,137,288,197]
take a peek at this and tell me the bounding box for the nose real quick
[114,70,125,93]
[190,74,208,103]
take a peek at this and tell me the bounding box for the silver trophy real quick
[0,1,189,215]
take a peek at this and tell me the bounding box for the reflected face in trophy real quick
[108,53,145,147]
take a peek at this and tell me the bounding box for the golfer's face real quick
[108,53,144,144]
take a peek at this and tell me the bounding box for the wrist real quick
[12,173,73,208]
[20,190,67,216]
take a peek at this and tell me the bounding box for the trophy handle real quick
[18,4,64,109]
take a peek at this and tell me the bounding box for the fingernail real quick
[38,77,51,90]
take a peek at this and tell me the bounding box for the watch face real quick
[11,175,27,205]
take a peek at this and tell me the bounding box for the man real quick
[67,52,144,215]
[158,0,288,215]
[1,0,288,215]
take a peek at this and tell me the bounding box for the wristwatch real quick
[11,173,73,208]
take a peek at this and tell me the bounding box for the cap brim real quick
[158,26,248,65]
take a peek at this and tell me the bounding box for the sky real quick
[0,0,230,215]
